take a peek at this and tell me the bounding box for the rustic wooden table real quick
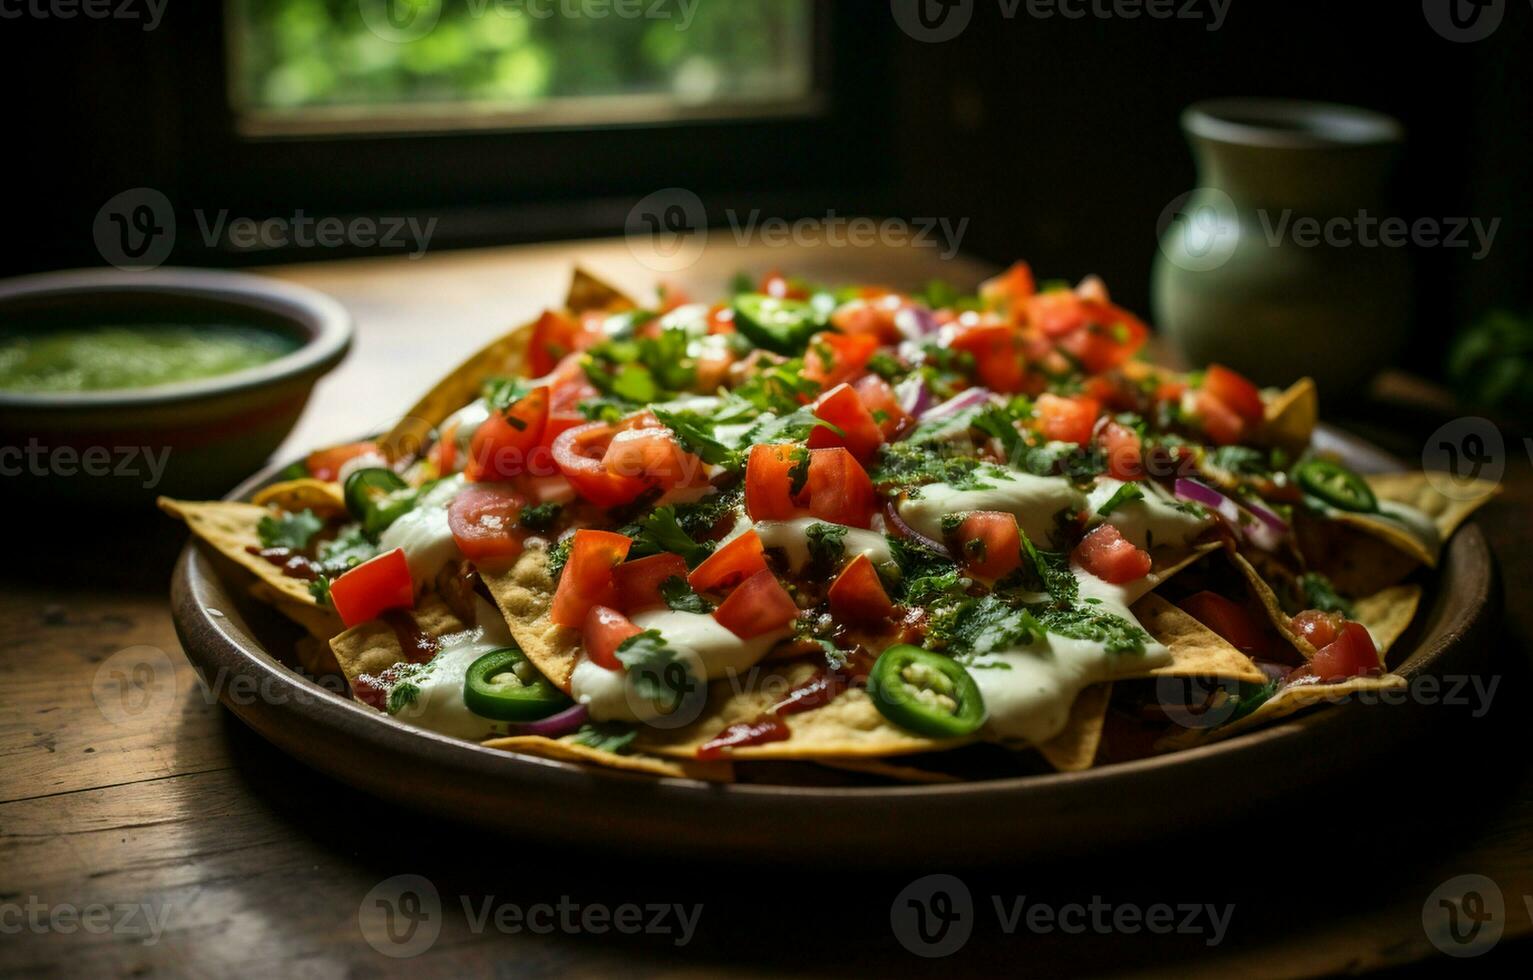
[4,239,1530,977]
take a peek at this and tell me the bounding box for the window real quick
[228,0,819,136]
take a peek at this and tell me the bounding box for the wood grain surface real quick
[3,239,1530,977]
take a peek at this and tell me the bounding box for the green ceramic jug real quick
[1152,99,1409,399]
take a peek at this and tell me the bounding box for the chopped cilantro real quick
[615,630,699,708]
[651,408,738,468]
[805,522,849,568]
[257,509,324,551]
[387,681,421,715]
[307,576,332,607]
[659,576,713,614]
[569,723,639,754]
[1096,482,1145,516]
[1032,605,1149,654]
[483,377,535,412]
[1296,572,1356,618]
[519,502,562,534]
[927,594,1045,656]
[546,536,574,580]
[673,488,743,539]
[620,505,712,566]
[786,445,812,496]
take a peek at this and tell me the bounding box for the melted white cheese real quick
[1375,500,1442,556]
[965,569,1169,744]
[1085,478,1213,551]
[899,467,1087,545]
[439,398,492,467]
[389,598,516,740]
[755,517,895,574]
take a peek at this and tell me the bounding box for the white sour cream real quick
[755,517,895,574]
[1085,478,1213,552]
[965,569,1170,744]
[899,467,1087,546]
[389,598,517,740]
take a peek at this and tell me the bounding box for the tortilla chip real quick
[160,497,323,611]
[1156,672,1408,750]
[1352,583,1422,658]
[1325,472,1500,568]
[1129,594,1268,684]
[328,595,465,685]
[248,580,342,640]
[1261,378,1318,452]
[1036,682,1112,772]
[1142,540,1224,593]
[1296,515,1424,596]
[566,266,638,314]
[481,734,731,782]
[638,660,970,760]
[378,320,533,463]
[816,758,964,784]
[1229,550,1318,657]
[479,547,580,692]
[250,478,347,517]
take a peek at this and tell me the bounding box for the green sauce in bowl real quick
[0,323,300,393]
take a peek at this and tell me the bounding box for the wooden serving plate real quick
[169,427,1499,865]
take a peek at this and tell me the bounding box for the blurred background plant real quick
[1448,309,1533,416]
[230,0,812,119]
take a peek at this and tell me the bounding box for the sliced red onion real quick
[895,375,932,417]
[1175,478,1285,551]
[919,387,993,422]
[894,304,939,341]
[1244,497,1289,535]
[507,702,588,738]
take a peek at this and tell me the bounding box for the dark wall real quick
[2,1,1527,376]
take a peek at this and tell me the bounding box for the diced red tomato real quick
[952,512,1023,580]
[529,309,597,377]
[707,303,736,334]
[306,442,378,482]
[582,605,641,671]
[827,553,896,625]
[1309,621,1381,681]
[1024,290,1090,338]
[807,383,884,460]
[760,270,809,300]
[613,552,691,613]
[1072,523,1152,584]
[804,447,878,528]
[552,421,652,507]
[601,428,703,491]
[1180,590,1268,654]
[744,445,877,528]
[1290,609,1345,650]
[1098,420,1143,482]
[1194,389,1246,446]
[804,331,878,391]
[830,295,905,345]
[980,260,1036,313]
[466,386,550,482]
[1058,302,1149,374]
[330,548,414,627]
[446,483,528,562]
[713,569,800,638]
[549,530,632,628]
[950,322,1029,393]
[744,444,800,521]
[1035,393,1101,447]
[546,353,599,444]
[688,530,768,594]
[694,342,736,391]
[853,375,913,439]
[1204,364,1264,425]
